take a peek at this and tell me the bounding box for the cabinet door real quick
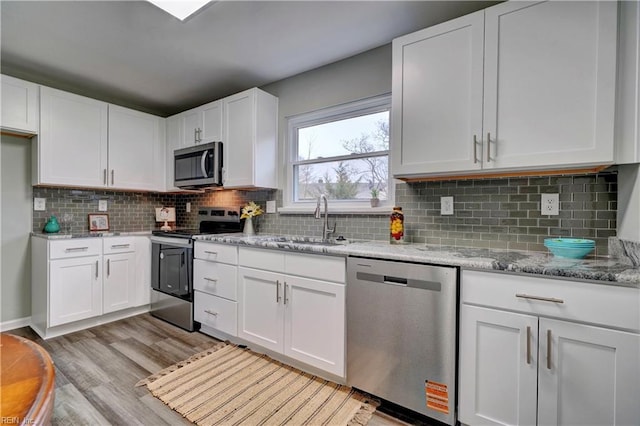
[483,1,618,170]
[182,109,200,147]
[108,105,161,191]
[458,305,538,426]
[1,74,39,134]
[223,90,255,187]
[165,114,182,191]
[134,236,151,306]
[103,252,136,314]
[391,11,484,176]
[283,276,345,377]
[39,86,108,187]
[200,100,223,143]
[237,267,283,352]
[49,255,102,327]
[538,319,640,426]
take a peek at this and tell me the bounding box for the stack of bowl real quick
[543,238,595,259]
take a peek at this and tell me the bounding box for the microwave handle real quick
[201,151,209,177]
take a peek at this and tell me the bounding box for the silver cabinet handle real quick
[473,134,478,164]
[526,326,531,365]
[547,329,552,370]
[284,282,289,305]
[65,247,89,252]
[204,309,218,316]
[111,169,114,185]
[486,132,491,163]
[194,128,199,143]
[95,260,99,279]
[107,258,110,277]
[198,128,203,142]
[204,250,217,255]
[276,280,281,303]
[111,244,130,249]
[103,169,107,185]
[204,277,217,283]
[516,294,564,304]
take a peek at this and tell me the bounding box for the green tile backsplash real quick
[33,170,617,256]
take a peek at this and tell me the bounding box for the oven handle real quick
[150,236,193,248]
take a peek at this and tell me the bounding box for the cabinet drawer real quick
[285,252,345,283]
[49,238,102,259]
[462,270,640,331]
[103,236,135,254]
[194,259,237,300]
[194,291,237,336]
[239,247,285,272]
[195,242,238,264]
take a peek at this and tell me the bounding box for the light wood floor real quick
[9,314,417,426]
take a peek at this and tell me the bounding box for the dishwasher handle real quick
[355,271,441,292]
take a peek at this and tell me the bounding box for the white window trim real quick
[280,94,395,214]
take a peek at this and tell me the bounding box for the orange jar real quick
[390,206,404,244]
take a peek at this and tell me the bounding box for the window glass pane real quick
[297,111,389,160]
[294,156,388,201]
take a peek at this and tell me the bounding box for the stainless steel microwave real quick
[174,141,223,188]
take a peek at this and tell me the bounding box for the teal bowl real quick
[544,238,595,259]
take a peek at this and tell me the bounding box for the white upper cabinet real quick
[615,0,640,164]
[392,1,618,178]
[108,104,163,191]
[391,11,484,176]
[164,114,183,191]
[1,74,39,135]
[37,86,109,187]
[222,88,278,189]
[36,86,164,191]
[180,100,223,147]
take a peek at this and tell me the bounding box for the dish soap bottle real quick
[44,215,61,233]
[390,206,404,244]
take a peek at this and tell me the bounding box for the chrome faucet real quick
[314,194,335,240]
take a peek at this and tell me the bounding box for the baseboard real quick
[0,316,31,332]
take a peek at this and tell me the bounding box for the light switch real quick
[186,202,191,213]
[34,198,46,211]
[441,196,454,215]
[266,200,276,214]
[98,200,108,212]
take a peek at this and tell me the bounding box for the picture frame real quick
[88,213,109,231]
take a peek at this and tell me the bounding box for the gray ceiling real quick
[1,0,499,117]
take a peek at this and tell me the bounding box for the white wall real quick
[261,44,392,189]
[1,135,33,325]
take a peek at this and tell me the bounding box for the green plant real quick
[370,188,379,198]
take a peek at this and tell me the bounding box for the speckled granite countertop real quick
[194,234,640,287]
[31,231,152,239]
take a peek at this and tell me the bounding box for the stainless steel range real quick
[150,207,243,331]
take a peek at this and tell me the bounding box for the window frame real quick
[281,94,394,213]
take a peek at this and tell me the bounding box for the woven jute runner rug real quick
[136,342,378,426]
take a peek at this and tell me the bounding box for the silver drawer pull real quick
[111,244,130,249]
[526,326,531,365]
[204,310,218,316]
[204,277,217,283]
[204,251,217,255]
[65,247,89,252]
[516,294,564,304]
[547,329,552,370]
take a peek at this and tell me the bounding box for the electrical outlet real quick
[98,200,108,212]
[34,197,46,211]
[441,196,454,215]
[541,193,559,215]
[186,202,191,213]
[266,200,276,214]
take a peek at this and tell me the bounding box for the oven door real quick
[151,237,193,301]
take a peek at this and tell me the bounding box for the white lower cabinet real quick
[193,242,239,337]
[238,247,346,377]
[459,270,640,426]
[32,236,150,338]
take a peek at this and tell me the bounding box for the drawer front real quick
[194,291,237,336]
[462,270,640,331]
[49,238,102,259]
[239,247,285,272]
[103,236,136,254]
[194,259,237,300]
[285,252,346,283]
[195,242,238,264]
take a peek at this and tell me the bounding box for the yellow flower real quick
[241,201,264,219]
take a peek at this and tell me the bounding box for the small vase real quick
[243,217,255,236]
[44,215,61,233]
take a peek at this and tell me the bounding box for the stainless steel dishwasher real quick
[346,256,458,425]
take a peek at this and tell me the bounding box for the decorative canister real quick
[43,216,61,233]
[390,206,404,244]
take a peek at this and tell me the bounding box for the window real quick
[284,94,392,211]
